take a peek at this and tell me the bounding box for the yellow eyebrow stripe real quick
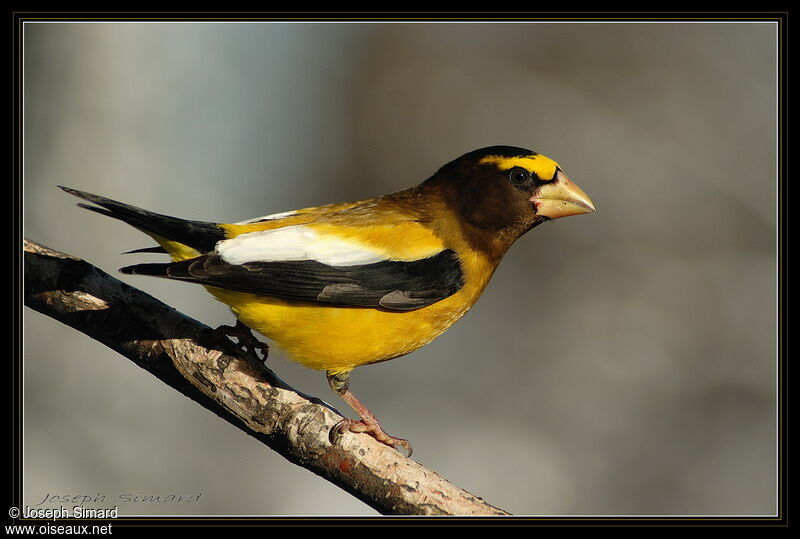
[479,154,560,180]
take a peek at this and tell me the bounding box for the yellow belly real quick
[208,287,478,374]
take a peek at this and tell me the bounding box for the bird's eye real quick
[508,167,530,185]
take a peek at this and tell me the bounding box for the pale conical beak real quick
[530,170,596,219]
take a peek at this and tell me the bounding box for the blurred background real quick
[22,21,777,516]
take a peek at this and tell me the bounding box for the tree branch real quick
[23,238,509,516]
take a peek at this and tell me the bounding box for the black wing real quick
[121,250,464,311]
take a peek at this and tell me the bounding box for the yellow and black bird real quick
[61,145,595,455]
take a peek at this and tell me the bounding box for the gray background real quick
[22,21,777,516]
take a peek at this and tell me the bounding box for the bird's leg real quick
[326,370,413,457]
[204,320,269,363]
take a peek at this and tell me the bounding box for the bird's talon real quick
[329,419,348,445]
[204,321,268,364]
[329,417,412,456]
[394,440,413,458]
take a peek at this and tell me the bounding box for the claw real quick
[330,417,413,457]
[329,419,347,445]
[203,320,269,363]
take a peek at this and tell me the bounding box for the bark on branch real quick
[23,238,509,516]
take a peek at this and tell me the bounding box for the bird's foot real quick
[330,417,413,457]
[203,320,269,364]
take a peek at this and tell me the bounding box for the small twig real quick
[23,238,509,516]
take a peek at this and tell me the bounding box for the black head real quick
[422,146,595,256]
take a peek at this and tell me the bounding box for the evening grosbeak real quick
[61,145,595,455]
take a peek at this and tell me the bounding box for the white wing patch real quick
[234,210,297,225]
[217,225,387,267]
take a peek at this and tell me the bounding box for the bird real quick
[60,145,595,456]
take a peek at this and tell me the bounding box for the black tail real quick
[119,261,175,277]
[60,186,226,254]
[119,257,198,281]
[122,246,169,255]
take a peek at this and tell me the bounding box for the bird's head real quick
[422,146,596,255]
